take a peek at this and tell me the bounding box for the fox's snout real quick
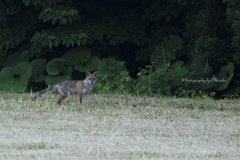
[87,75,96,85]
[88,79,95,84]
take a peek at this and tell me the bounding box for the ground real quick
[0,93,240,159]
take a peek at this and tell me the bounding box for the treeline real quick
[0,0,239,98]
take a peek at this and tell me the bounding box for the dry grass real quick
[0,92,240,159]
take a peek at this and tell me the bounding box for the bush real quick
[95,58,132,94]
[134,62,195,97]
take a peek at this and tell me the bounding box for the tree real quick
[0,0,239,96]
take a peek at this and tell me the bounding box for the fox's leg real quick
[79,91,83,105]
[57,94,68,105]
[79,89,89,105]
[57,87,70,105]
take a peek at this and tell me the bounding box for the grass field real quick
[0,92,240,159]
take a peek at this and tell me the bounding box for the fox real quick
[33,71,97,105]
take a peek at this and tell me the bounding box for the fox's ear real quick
[93,71,97,76]
[86,71,90,76]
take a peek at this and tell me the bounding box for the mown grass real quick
[0,92,240,159]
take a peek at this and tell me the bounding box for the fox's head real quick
[86,71,97,85]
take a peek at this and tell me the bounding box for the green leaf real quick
[46,58,72,76]
[0,62,32,92]
[39,11,45,19]
[74,56,100,72]
[3,53,29,67]
[71,39,74,46]
[198,79,217,90]
[29,58,46,82]
[164,35,183,59]
[170,61,184,72]
[49,41,53,49]
[62,38,67,45]
[82,39,86,45]
[68,17,72,24]
[214,62,234,91]
[76,40,81,46]
[167,35,183,50]
[98,58,127,76]
[150,44,170,69]
[60,17,67,24]
[190,56,207,75]
[45,74,71,86]
[53,40,59,47]
[62,47,91,66]
[52,16,58,25]
[150,35,183,69]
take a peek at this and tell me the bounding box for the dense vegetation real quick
[0,0,239,98]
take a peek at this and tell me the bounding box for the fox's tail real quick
[33,85,59,100]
